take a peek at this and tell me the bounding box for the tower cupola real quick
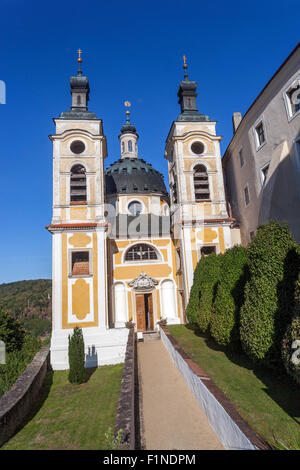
[59,49,97,120]
[177,56,210,122]
[119,102,139,159]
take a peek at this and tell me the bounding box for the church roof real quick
[105,157,168,197]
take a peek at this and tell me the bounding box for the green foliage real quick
[0,334,40,397]
[210,245,249,349]
[186,253,221,333]
[240,221,300,368]
[68,327,86,384]
[0,307,26,352]
[185,260,203,325]
[0,279,51,321]
[22,318,51,337]
[281,275,300,386]
[104,426,128,450]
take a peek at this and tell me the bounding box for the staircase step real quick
[142,331,160,341]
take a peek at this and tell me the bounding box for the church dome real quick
[105,157,168,197]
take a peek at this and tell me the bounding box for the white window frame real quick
[283,76,300,122]
[123,243,161,264]
[253,118,266,151]
[127,198,144,216]
[189,139,207,156]
[260,161,270,187]
[69,248,93,278]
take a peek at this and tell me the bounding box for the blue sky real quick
[0,0,298,283]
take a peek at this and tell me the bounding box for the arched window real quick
[122,141,125,153]
[161,280,176,320]
[128,140,133,152]
[125,244,158,262]
[128,200,142,216]
[114,283,127,326]
[70,164,87,203]
[77,95,81,105]
[193,164,210,200]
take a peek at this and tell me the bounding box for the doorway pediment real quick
[129,272,158,291]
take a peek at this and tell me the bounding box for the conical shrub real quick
[68,327,85,384]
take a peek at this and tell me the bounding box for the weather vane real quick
[77,48,83,75]
[124,101,131,119]
[183,55,188,79]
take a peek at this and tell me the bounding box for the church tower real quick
[47,51,128,370]
[165,58,234,306]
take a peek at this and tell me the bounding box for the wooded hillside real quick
[0,279,51,319]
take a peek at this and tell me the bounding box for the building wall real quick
[108,192,182,328]
[165,118,235,302]
[223,45,300,245]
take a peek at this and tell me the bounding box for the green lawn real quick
[167,325,300,449]
[1,364,123,450]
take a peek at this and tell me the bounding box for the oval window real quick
[191,141,204,155]
[128,201,142,216]
[70,140,86,154]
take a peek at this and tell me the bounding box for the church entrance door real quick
[136,293,154,332]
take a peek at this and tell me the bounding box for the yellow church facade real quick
[47,57,238,369]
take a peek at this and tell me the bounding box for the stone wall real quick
[0,346,50,447]
[160,326,271,450]
[115,328,139,450]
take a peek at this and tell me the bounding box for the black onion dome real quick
[120,117,137,135]
[105,158,168,197]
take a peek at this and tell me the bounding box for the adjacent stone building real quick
[222,43,300,245]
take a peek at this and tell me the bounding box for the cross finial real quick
[182,55,188,79]
[77,48,83,75]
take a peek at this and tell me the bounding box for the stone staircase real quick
[138,330,160,342]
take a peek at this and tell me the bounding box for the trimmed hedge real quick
[210,246,249,349]
[185,260,203,326]
[240,221,300,368]
[197,253,222,333]
[281,274,300,385]
[186,253,221,333]
[68,327,85,384]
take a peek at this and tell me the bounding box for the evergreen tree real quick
[68,327,86,384]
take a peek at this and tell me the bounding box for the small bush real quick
[68,327,85,384]
[210,246,249,349]
[186,253,222,333]
[0,308,25,352]
[281,275,300,385]
[0,334,40,397]
[240,221,300,368]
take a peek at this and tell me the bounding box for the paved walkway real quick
[138,338,224,450]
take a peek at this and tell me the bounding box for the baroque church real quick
[47,54,238,369]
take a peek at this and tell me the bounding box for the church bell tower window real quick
[70,164,87,203]
[194,164,210,200]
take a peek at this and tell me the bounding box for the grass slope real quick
[168,325,300,449]
[1,364,123,450]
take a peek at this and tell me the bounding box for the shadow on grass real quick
[3,369,55,445]
[182,325,300,427]
[84,367,97,382]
